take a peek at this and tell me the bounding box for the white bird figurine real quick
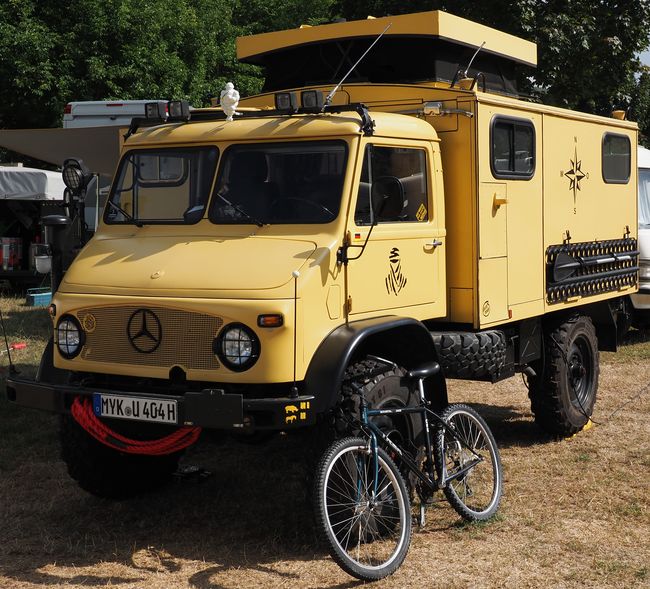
[220,82,240,121]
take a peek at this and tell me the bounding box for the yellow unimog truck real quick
[6,10,638,498]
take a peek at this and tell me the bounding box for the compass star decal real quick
[564,146,588,204]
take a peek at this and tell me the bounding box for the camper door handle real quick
[493,193,508,207]
[424,240,443,249]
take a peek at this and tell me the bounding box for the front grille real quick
[76,306,223,371]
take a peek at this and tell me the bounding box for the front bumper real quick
[5,377,316,431]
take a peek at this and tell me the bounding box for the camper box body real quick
[236,11,638,334]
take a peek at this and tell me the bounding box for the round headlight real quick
[56,315,84,358]
[214,323,260,371]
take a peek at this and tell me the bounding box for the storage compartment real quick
[25,287,52,307]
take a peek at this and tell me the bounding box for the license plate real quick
[93,393,178,424]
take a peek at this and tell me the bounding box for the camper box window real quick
[490,116,535,180]
[602,133,631,184]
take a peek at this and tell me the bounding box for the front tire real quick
[314,437,412,581]
[335,358,421,455]
[434,404,502,521]
[60,415,182,499]
[529,315,599,436]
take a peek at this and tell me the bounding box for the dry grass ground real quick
[0,295,648,588]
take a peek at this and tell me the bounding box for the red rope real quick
[71,396,201,455]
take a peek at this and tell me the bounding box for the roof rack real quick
[124,101,375,140]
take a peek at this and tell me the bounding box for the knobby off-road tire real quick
[335,358,422,454]
[307,357,423,503]
[314,437,412,581]
[434,404,502,521]
[528,315,599,436]
[432,331,506,380]
[60,415,182,500]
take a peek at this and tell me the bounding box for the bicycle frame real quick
[359,387,484,498]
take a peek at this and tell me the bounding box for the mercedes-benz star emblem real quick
[127,309,162,353]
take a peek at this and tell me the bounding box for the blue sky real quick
[642,49,650,66]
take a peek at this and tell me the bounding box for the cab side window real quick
[354,145,428,225]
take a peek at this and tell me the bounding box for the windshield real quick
[209,141,347,225]
[105,147,218,225]
[640,169,650,227]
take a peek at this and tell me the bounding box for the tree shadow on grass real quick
[0,386,572,587]
[458,402,556,449]
[0,302,51,340]
[0,407,554,589]
[0,433,364,587]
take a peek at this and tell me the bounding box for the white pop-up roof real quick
[0,166,66,201]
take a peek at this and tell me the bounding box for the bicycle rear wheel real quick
[313,437,411,581]
[434,404,502,521]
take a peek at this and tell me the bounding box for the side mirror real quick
[371,176,405,221]
[183,204,205,224]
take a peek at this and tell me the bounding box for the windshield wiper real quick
[107,200,144,227]
[215,192,265,227]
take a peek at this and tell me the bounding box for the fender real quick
[304,315,447,414]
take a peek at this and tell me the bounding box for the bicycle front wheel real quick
[434,404,503,521]
[314,437,412,581]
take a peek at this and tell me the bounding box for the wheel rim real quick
[323,444,408,572]
[442,411,500,517]
[567,335,594,409]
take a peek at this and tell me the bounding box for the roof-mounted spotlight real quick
[168,100,191,122]
[61,158,92,197]
[145,101,168,121]
[301,90,324,111]
[275,92,299,113]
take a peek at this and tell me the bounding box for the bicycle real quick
[313,357,503,581]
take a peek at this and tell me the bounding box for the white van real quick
[63,100,156,128]
[630,146,650,328]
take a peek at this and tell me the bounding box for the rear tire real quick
[314,437,412,581]
[60,415,182,499]
[434,404,502,521]
[528,315,599,436]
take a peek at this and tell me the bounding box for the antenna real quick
[325,22,392,107]
[290,270,300,399]
[462,41,486,77]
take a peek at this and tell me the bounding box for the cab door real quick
[346,140,445,318]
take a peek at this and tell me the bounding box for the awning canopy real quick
[0,166,66,201]
[0,126,124,178]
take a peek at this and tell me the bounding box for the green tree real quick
[0,0,256,130]
[333,0,650,121]
[1,0,648,140]
[630,68,650,146]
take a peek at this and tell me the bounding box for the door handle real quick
[424,240,443,249]
[493,193,508,207]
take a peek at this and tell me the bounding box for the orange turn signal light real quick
[257,314,284,328]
